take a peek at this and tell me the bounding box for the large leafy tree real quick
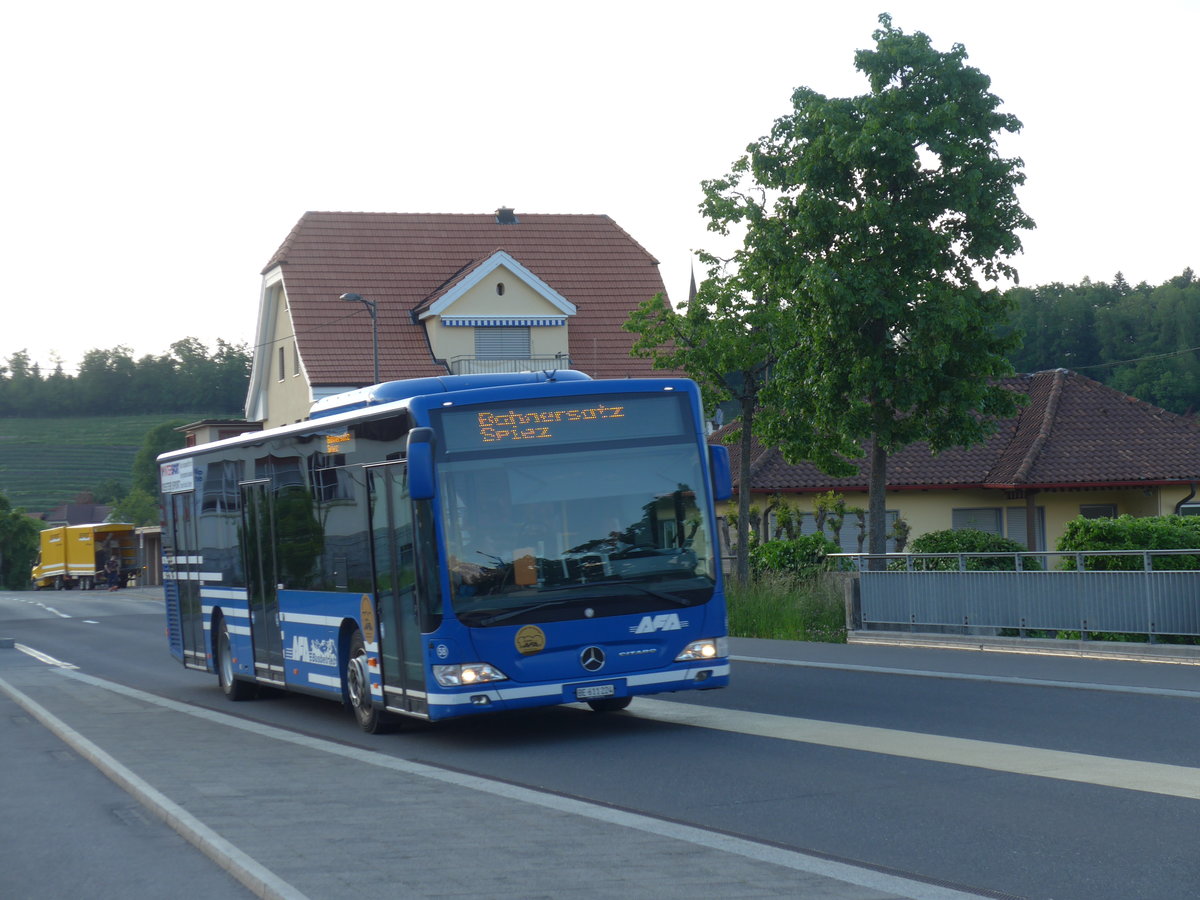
[625,277,789,584]
[702,14,1033,557]
[0,491,41,590]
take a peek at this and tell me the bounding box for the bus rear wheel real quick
[216,618,255,701]
[346,630,392,734]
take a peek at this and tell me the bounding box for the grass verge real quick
[726,573,847,642]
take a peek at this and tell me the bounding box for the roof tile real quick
[268,211,672,385]
[714,370,1200,492]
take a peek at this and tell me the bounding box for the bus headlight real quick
[675,637,728,662]
[433,663,508,687]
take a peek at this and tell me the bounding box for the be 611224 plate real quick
[576,683,615,700]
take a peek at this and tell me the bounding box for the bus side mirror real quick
[408,427,436,500]
[709,444,732,501]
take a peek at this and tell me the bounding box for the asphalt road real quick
[3,587,1200,899]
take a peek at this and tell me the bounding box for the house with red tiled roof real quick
[716,369,1200,551]
[246,209,671,427]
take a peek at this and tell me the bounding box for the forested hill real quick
[3,274,1198,419]
[0,338,250,417]
[998,269,1200,415]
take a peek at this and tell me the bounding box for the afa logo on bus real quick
[630,613,688,634]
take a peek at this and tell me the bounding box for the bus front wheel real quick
[346,630,391,734]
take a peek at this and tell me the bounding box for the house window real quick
[1080,504,1117,519]
[1006,507,1046,551]
[278,346,285,381]
[953,506,1045,549]
[475,326,531,359]
[952,508,1002,535]
[1178,504,1200,517]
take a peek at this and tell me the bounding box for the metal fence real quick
[834,550,1200,639]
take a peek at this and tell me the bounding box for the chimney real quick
[495,206,518,225]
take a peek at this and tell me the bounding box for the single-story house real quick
[245,209,672,427]
[713,368,1200,551]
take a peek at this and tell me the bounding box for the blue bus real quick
[159,371,731,732]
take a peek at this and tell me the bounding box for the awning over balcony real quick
[440,316,567,327]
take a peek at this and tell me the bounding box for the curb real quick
[0,673,308,900]
[848,631,1200,665]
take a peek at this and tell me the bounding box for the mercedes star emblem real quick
[580,646,606,672]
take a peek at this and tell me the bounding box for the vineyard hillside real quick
[0,414,212,516]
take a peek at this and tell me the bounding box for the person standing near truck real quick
[105,554,121,591]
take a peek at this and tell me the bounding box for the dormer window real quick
[476,326,530,359]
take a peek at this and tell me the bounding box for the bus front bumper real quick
[424,661,730,721]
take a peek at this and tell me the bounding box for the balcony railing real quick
[447,356,571,375]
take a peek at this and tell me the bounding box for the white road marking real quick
[0,675,307,900]
[23,668,987,900]
[15,644,78,669]
[733,654,1200,700]
[629,698,1200,801]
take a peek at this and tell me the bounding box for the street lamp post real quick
[339,293,379,385]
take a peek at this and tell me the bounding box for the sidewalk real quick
[0,643,980,900]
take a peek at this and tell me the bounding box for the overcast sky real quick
[4,0,1196,373]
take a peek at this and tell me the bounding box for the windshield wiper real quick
[625,585,694,607]
[476,596,587,626]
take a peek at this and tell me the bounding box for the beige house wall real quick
[262,284,313,428]
[425,268,570,363]
[723,484,1197,550]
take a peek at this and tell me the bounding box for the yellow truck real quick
[31,523,138,590]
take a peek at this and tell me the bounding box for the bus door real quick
[239,480,285,684]
[368,462,428,716]
[165,491,205,669]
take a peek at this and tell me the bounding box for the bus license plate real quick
[576,684,615,700]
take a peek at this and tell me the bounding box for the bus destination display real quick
[438,394,685,452]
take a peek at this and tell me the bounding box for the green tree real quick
[132,420,188,496]
[0,491,41,590]
[91,478,129,505]
[625,281,789,584]
[110,487,160,527]
[701,14,1033,558]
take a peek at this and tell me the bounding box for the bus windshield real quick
[438,442,715,627]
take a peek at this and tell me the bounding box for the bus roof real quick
[158,372,696,465]
[308,370,591,419]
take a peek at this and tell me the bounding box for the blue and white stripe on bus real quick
[278,612,346,628]
[307,673,342,689]
[425,664,731,707]
[201,587,249,602]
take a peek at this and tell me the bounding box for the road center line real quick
[630,698,1200,801]
[732,654,1200,700]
